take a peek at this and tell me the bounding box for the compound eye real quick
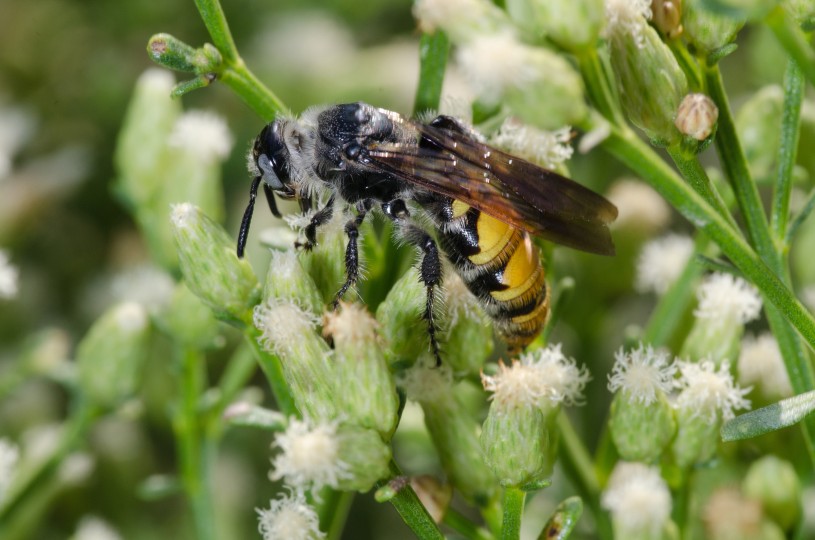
[344,142,362,160]
[257,153,284,190]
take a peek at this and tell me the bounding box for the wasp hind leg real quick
[331,201,372,309]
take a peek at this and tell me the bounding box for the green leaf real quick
[721,390,815,441]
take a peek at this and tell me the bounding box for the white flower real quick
[0,249,19,299]
[257,490,325,540]
[674,360,751,421]
[606,179,671,231]
[398,359,454,404]
[738,333,793,399]
[253,300,318,357]
[601,461,671,537]
[695,273,762,324]
[270,418,350,492]
[635,234,695,294]
[481,344,590,410]
[73,515,123,540]
[457,33,538,104]
[0,438,20,504]
[491,118,574,169]
[168,110,234,162]
[608,344,676,405]
[604,0,653,47]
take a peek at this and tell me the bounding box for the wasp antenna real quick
[262,182,282,218]
[237,176,262,258]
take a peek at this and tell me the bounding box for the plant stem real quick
[381,462,444,540]
[245,331,298,416]
[193,0,238,63]
[175,346,216,540]
[321,490,355,540]
[413,31,450,116]
[208,343,257,426]
[765,5,815,88]
[771,59,805,245]
[501,486,525,540]
[667,147,737,230]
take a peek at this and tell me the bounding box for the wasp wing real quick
[365,120,618,255]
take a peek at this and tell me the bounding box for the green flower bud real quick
[784,0,815,23]
[170,203,260,325]
[606,0,688,145]
[262,249,324,317]
[481,345,589,487]
[680,273,762,365]
[114,69,181,208]
[77,302,151,409]
[743,456,801,531]
[457,33,587,130]
[609,392,676,462]
[735,85,783,181]
[652,0,685,39]
[271,419,391,493]
[323,303,399,439]
[376,267,431,364]
[254,300,337,421]
[155,282,223,349]
[683,0,745,53]
[675,93,719,142]
[400,362,496,505]
[147,33,199,73]
[299,219,347,306]
[505,0,605,50]
[671,406,720,467]
[441,274,494,376]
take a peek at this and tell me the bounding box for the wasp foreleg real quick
[296,195,335,251]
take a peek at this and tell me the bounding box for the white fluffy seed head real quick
[491,118,574,169]
[270,419,349,492]
[601,461,671,536]
[608,343,677,405]
[738,333,793,399]
[168,110,234,162]
[695,273,762,324]
[635,234,695,294]
[257,490,325,540]
[674,360,751,421]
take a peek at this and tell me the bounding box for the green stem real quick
[193,0,238,62]
[444,508,495,540]
[245,331,298,416]
[0,398,97,525]
[207,343,257,427]
[322,490,355,540]
[380,462,444,540]
[501,487,525,540]
[557,414,613,540]
[667,38,703,91]
[765,6,815,89]
[771,59,805,244]
[413,32,450,116]
[667,147,737,230]
[175,347,216,540]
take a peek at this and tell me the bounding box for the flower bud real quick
[681,273,762,365]
[505,0,605,51]
[400,361,496,505]
[606,0,688,145]
[254,300,337,421]
[155,282,223,349]
[608,345,678,462]
[652,0,684,38]
[457,33,587,130]
[441,274,494,376]
[743,456,801,531]
[170,203,260,325]
[271,419,391,493]
[675,93,719,141]
[147,33,199,73]
[299,217,348,306]
[481,345,589,487]
[76,302,151,409]
[263,249,324,317]
[682,0,745,53]
[323,303,399,438]
[376,267,433,364]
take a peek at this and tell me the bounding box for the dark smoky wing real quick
[365,121,618,255]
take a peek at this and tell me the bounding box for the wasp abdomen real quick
[435,199,549,352]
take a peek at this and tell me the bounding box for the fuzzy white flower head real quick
[606,179,671,231]
[253,300,318,357]
[0,438,19,504]
[608,344,677,405]
[457,33,538,104]
[482,344,590,410]
[695,273,762,324]
[635,234,695,294]
[492,118,574,169]
[73,515,123,540]
[323,302,378,346]
[270,418,350,492]
[674,360,751,421]
[601,462,671,537]
[399,359,454,404]
[168,110,234,162]
[738,333,793,398]
[170,202,196,230]
[257,490,325,540]
[605,0,653,47]
[0,249,19,299]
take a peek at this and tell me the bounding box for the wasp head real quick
[253,121,296,199]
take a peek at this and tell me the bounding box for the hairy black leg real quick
[295,195,335,251]
[331,205,370,309]
[417,232,443,366]
[237,176,262,258]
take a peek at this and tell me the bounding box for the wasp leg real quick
[295,195,335,251]
[331,201,372,309]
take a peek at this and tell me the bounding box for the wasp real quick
[238,102,617,362]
